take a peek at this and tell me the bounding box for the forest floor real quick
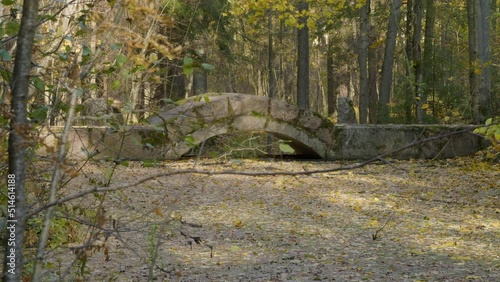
[46,157,498,281]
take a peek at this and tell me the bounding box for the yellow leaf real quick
[155,208,164,217]
[352,204,362,212]
[421,103,429,110]
[234,220,244,228]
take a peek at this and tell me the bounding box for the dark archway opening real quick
[181,131,322,159]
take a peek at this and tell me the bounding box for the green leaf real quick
[183,56,194,66]
[5,21,20,36]
[75,104,84,113]
[111,79,121,90]
[183,56,194,75]
[0,49,12,61]
[183,66,194,76]
[203,95,210,103]
[115,54,128,66]
[185,135,196,146]
[201,63,215,71]
[1,0,16,6]
[82,45,92,56]
[0,69,11,83]
[485,118,492,126]
[279,143,295,154]
[30,106,48,123]
[32,77,45,91]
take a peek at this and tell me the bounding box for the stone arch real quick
[147,93,337,159]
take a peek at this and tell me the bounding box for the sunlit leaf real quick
[203,95,210,103]
[279,143,295,154]
[111,79,121,90]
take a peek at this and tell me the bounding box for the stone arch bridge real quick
[147,93,337,159]
[51,93,486,161]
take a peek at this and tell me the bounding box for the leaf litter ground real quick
[56,158,498,281]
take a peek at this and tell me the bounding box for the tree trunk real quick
[467,0,492,123]
[296,1,310,110]
[413,0,424,123]
[3,1,39,281]
[192,69,208,95]
[267,10,276,154]
[378,0,401,123]
[467,0,479,122]
[368,24,378,124]
[357,0,370,124]
[477,0,492,122]
[326,36,337,117]
[421,0,435,123]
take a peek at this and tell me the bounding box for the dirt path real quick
[49,158,498,281]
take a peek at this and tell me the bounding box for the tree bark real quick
[476,0,492,122]
[357,0,370,124]
[413,0,424,123]
[368,24,378,124]
[296,1,309,110]
[326,36,337,117]
[467,0,492,123]
[378,0,401,123]
[3,1,39,281]
[421,0,435,123]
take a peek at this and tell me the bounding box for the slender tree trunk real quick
[413,0,424,123]
[3,1,39,281]
[358,0,370,124]
[296,1,309,110]
[467,0,480,122]
[378,0,401,123]
[368,25,378,124]
[326,36,337,117]
[267,9,276,154]
[404,0,414,122]
[421,0,435,123]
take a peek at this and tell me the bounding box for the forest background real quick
[0,0,499,281]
